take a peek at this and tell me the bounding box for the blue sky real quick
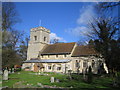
[13,2,118,43]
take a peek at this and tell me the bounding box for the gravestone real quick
[38,70,41,75]
[37,83,44,88]
[17,72,20,74]
[8,70,11,74]
[83,68,86,80]
[3,70,8,80]
[0,70,3,75]
[56,79,60,83]
[50,77,55,83]
[12,68,14,73]
[9,69,11,74]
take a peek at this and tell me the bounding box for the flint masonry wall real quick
[27,27,50,60]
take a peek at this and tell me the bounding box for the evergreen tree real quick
[87,66,93,83]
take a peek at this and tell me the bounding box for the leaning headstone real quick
[12,68,14,73]
[3,70,8,80]
[37,83,44,88]
[50,77,55,83]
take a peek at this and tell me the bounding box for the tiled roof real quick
[41,42,76,55]
[72,45,98,57]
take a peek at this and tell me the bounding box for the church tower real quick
[27,26,50,60]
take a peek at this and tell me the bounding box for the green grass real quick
[2,71,117,88]
[0,75,2,88]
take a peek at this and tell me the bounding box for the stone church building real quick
[22,26,108,74]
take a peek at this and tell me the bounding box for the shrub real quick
[87,66,93,83]
[15,68,21,72]
[71,74,82,81]
[116,72,120,86]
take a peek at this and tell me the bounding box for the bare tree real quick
[86,17,119,72]
[18,37,29,61]
[50,38,59,44]
[2,2,23,68]
[77,40,88,46]
[95,2,120,40]
[87,17,118,40]
[96,2,120,12]
[2,2,20,31]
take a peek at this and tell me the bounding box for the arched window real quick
[92,60,95,68]
[48,66,51,70]
[83,62,87,67]
[76,60,79,67]
[57,67,61,70]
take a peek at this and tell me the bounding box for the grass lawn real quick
[0,75,2,88]
[2,71,118,88]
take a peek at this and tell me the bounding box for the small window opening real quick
[57,67,61,70]
[48,66,51,70]
[34,36,37,41]
[76,60,79,67]
[44,37,46,41]
[83,62,87,67]
[92,60,95,68]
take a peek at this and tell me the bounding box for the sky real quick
[13,2,118,43]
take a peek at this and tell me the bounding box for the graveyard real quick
[2,70,119,89]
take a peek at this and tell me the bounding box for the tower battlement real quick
[31,26,50,33]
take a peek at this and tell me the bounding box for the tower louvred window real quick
[34,36,37,41]
[44,37,46,41]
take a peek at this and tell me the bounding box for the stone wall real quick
[27,27,50,60]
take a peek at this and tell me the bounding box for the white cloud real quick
[65,4,96,39]
[65,26,89,37]
[50,32,66,42]
[77,5,96,25]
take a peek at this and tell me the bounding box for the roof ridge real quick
[49,42,76,45]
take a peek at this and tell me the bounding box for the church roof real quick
[72,45,98,57]
[41,42,76,55]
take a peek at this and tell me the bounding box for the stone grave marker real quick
[56,79,60,83]
[37,83,44,88]
[0,70,3,75]
[50,77,55,83]
[12,68,14,73]
[38,70,41,75]
[3,70,8,80]
[17,72,20,74]
[8,69,11,74]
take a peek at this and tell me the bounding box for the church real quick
[22,26,108,74]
